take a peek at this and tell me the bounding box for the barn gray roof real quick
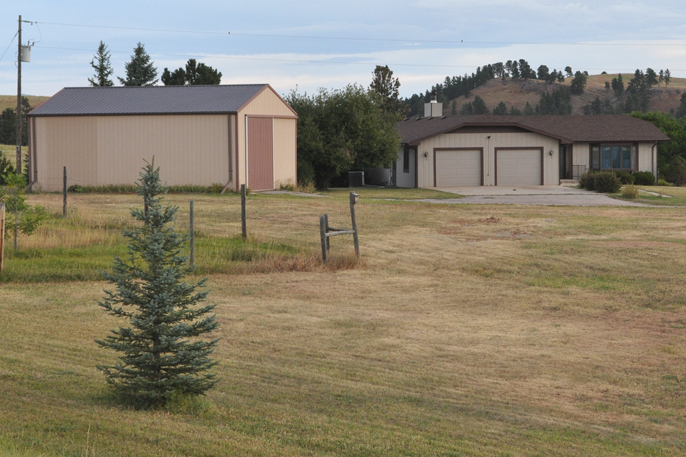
[28,84,271,116]
[398,114,670,145]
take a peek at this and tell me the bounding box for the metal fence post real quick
[63,166,67,217]
[0,203,5,273]
[320,215,328,264]
[241,184,247,241]
[350,192,360,257]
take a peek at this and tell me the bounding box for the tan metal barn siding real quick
[273,118,297,188]
[96,115,228,187]
[247,117,274,191]
[34,114,229,191]
[35,116,98,191]
[236,87,297,190]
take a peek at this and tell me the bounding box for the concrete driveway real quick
[422,186,647,206]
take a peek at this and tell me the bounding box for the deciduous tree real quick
[0,173,46,250]
[285,85,401,189]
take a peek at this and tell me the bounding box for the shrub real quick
[622,185,639,199]
[657,178,672,186]
[579,171,597,191]
[664,157,686,187]
[0,155,15,185]
[615,171,635,185]
[593,171,622,193]
[633,171,655,186]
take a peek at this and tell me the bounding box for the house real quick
[26,84,297,192]
[389,100,669,188]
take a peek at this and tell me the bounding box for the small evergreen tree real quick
[88,41,115,87]
[96,161,218,408]
[472,95,489,114]
[493,101,508,115]
[118,43,158,86]
[570,71,587,95]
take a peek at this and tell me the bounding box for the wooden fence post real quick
[320,215,328,264]
[0,203,5,273]
[349,192,360,257]
[189,200,195,266]
[241,184,247,241]
[63,166,67,217]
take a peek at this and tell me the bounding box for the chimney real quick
[424,91,443,117]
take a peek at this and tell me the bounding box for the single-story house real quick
[387,100,669,188]
[26,84,297,192]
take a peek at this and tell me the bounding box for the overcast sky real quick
[2,1,686,99]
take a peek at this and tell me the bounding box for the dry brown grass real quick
[1,192,685,455]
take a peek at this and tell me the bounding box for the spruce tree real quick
[88,41,114,87]
[118,42,159,86]
[96,160,218,408]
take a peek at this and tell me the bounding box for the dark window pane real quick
[622,146,631,169]
[602,146,611,169]
[592,146,600,170]
[612,146,622,168]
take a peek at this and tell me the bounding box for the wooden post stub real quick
[324,213,330,252]
[241,184,247,241]
[189,200,195,266]
[319,214,328,264]
[0,203,5,273]
[349,191,360,257]
[63,166,67,217]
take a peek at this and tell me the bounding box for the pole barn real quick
[26,84,297,192]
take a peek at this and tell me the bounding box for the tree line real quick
[88,41,222,87]
[402,60,581,116]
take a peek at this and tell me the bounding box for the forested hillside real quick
[403,60,686,117]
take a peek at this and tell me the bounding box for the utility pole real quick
[15,15,32,175]
[16,15,22,174]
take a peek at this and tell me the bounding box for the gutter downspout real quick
[651,142,657,183]
[26,117,37,191]
[221,114,234,195]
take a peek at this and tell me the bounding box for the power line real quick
[29,45,686,72]
[0,31,18,62]
[34,21,686,47]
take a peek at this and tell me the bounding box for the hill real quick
[0,95,50,112]
[443,74,686,116]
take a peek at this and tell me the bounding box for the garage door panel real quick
[496,149,542,186]
[435,150,482,187]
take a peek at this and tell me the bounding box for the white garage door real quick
[435,150,482,186]
[496,149,542,186]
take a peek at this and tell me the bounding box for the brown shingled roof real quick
[397,114,670,145]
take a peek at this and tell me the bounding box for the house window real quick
[403,148,410,173]
[591,144,637,171]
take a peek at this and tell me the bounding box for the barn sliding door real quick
[247,117,274,190]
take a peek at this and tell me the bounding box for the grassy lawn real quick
[322,187,459,200]
[1,192,685,456]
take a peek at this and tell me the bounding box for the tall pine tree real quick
[88,41,114,87]
[96,160,218,408]
[118,42,159,86]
